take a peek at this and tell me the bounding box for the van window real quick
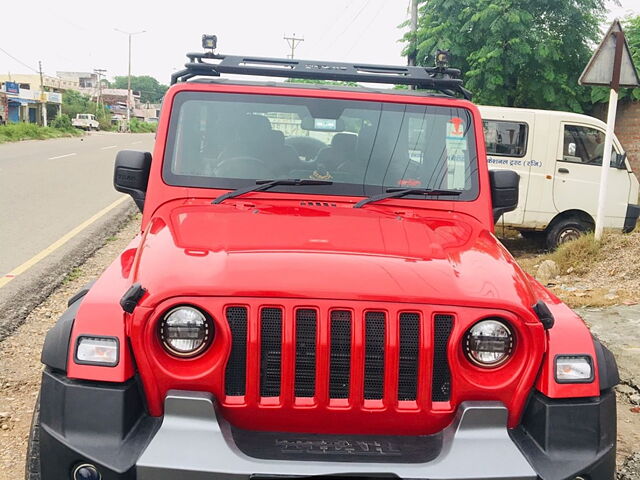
[482,120,528,157]
[562,125,616,166]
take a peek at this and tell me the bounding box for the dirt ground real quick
[0,218,140,480]
[0,221,639,478]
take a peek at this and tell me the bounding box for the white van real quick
[479,106,640,248]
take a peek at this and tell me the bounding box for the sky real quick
[0,0,639,86]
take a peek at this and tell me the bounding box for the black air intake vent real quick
[260,308,282,397]
[364,311,385,400]
[329,310,352,399]
[398,312,420,401]
[432,314,453,402]
[295,309,317,398]
[225,307,248,396]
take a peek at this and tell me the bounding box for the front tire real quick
[25,395,41,480]
[545,218,591,250]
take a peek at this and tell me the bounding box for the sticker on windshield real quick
[446,117,467,151]
[446,118,468,189]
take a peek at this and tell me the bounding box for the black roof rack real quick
[171,51,472,100]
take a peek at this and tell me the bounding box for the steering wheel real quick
[285,136,326,164]
[214,156,275,179]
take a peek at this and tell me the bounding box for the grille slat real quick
[398,312,420,401]
[295,309,317,398]
[432,315,454,402]
[225,307,248,396]
[260,308,282,397]
[364,312,385,400]
[329,311,352,399]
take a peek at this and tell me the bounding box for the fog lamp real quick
[464,319,514,367]
[73,463,101,480]
[75,337,119,366]
[202,34,217,51]
[160,306,212,357]
[555,356,593,383]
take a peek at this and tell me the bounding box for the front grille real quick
[224,304,455,407]
[432,315,453,402]
[329,311,352,399]
[398,313,420,401]
[295,309,317,398]
[364,311,385,400]
[225,307,248,396]
[260,308,282,397]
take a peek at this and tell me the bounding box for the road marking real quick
[101,145,118,150]
[0,196,129,289]
[48,153,77,160]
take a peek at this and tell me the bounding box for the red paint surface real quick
[66,82,600,433]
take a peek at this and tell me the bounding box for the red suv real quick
[28,38,619,480]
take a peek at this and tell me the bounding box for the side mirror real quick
[614,152,627,169]
[114,150,152,211]
[489,169,520,223]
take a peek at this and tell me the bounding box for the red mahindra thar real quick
[28,37,619,480]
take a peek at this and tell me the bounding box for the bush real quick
[0,122,83,143]
[129,117,157,133]
[50,114,73,130]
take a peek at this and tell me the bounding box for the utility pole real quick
[408,0,419,67]
[38,60,47,127]
[284,34,304,59]
[115,28,146,132]
[94,68,106,115]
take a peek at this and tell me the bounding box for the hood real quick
[131,199,535,311]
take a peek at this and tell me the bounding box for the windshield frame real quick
[162,88,481,202]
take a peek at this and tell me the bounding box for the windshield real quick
[164,91,479,200]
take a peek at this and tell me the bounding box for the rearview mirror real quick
[114,150,152,211]
[489,169,520,223]
[614,152,627,169]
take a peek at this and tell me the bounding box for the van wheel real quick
[545,218,591,250]
[25,395,41,480]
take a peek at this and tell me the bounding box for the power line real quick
[345,0,388,57]
[326,0,374,50]
[0,47,39,74]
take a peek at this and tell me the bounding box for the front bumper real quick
[38,369,616,480]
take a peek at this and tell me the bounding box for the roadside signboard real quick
[5,82,19,95]
[579,20,640,241]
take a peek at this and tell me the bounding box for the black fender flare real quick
[593,336,620,391]
[40,282,94,373]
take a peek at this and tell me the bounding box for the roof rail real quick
[170,51,472,100]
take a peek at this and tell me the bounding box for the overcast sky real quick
[0,0,639,85]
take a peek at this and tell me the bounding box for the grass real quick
[129,118,157,133]
[0,123,83,143]
[547,232,602,275]
[63,267,83,284]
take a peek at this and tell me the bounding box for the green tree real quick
[591,15,640,103]
[112,75,168,104]
[403,0,605,112]
[61,90,112,130]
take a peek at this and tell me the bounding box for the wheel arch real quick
[546,209,595,231]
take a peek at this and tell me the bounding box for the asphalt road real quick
[0,132,154,276]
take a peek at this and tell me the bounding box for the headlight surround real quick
[555,355,594,383]
[463,319,514,367]
[159,306,213,358]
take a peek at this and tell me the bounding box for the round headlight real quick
[464,319,514,367]
[160,306,212,357]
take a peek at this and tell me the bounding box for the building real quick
[0,92,7,124]
[594,101,640,180]
[0,75,65,125]
[57,71,98,89]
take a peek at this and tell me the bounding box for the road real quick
[0,132,154,277]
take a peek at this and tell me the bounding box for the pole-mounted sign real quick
[579,20,640,240]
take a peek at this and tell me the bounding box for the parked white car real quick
[479,105,640,248]
[72,113,100,131]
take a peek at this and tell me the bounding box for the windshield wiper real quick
[353,187,462,209]
[212,178,333,205]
